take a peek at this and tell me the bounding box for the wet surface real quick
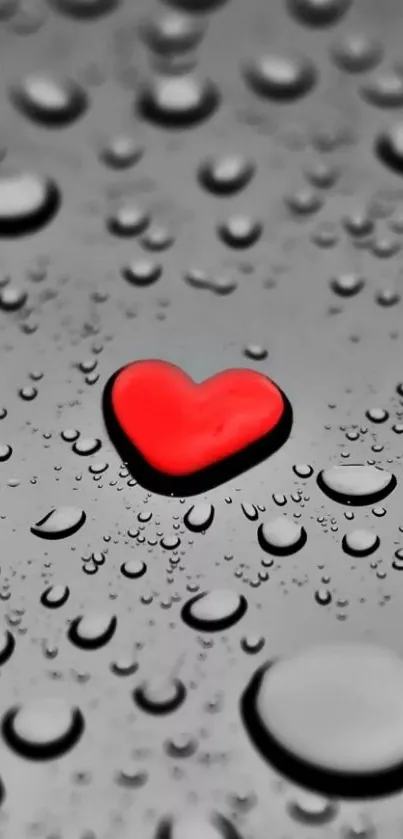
[2,0,403,837]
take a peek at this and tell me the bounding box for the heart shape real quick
[103,360,292,495]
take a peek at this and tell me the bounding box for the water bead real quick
[244,53,317,101]
[137,74,220,128]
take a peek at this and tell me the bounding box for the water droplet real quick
[331,33,382,73]
[120,558,147,578]
[288,0,351,27]
[155,811,244,839]
[68,612,117,649]
[375,289,400,307]
[1,698,84,759]
[241,644,403,796]
[0,286,27,311]
[61,428,80,442]
[141,225,174,252]
[41,584,70,608]
[241,634,265,654]
[330,273,365,297]
[218,215,262,248]
[72,436,101,455]
[137,74,220,127]
[306,160,339,189]
[198,154,254,196]
[49,0,118,18]
[140,11,206,55]
[286,187,322,215]
[107,203,149,237]
[241,502,259,520]
[0,444,12,462]
[293,463,313,478]
[342,529,380,557]
[11,73,88,126]
[315,588,332,605]
[164,733,197,757]
[258,516,307,555]
[110,656,138,676]
[0,172,60,237]
[361,71,403,109]
[343,210,373,238]
[122,258,162,286]
[243,343,268,361]
[287,792,338,824]
[99,134,143,169]
[184,502,214,532]
[31,506,86,539]
[365,407,389,423]
[317,465,396,505]
[160,534,181,550]
[0,629,15,665]
[133,677,186,715]
[375,124,403,176]
[181,589,247,631]
[244,53,317,101]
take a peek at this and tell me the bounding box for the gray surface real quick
[1,0,403,836]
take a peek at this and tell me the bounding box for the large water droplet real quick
[41,584,70,608]
[1,698,84,759]
[181,589,247,631]
[184,502,214,532]
[0,172,60,236]
[241,644,403,796]
[31,506,86,539]
[317,465,396,505]
[258,516,307,555]
[137,74,220,127]
[11,73,88,126]
[342,529,380,557]
[68,612,117,649]
[244,53,317,101]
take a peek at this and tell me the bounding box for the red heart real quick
[103,360,291,494]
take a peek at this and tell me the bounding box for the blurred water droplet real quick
[198,154,254,196]
[375,124,403,176]
[41,584,70,608]
[11,73,88,126]
[137,74,220,127]
[133,676,186,714]
[99,134,143,169]
[122,258,162,286]
[140,11,206,55]
[287,0,351,27]
[107,203,149,237]
[331,33,382,73]
[68,612,117,649]
[0,629,15,665]
[287,792,338,824]
[330,273,365,297]
[0,172,60,237]
[244,53,317,101]
[1,697,84,759]
[49,0,118,18]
